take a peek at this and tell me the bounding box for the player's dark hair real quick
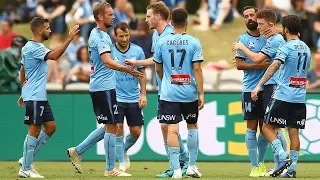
[242,6,258,15]
[171,8,188,28]
[113,22,130,36]
[256,9,277,24]
[30,17,49,33]
[281,15,301,35]
[147,1,170,21]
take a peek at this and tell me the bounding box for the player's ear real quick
[98,14,103,22]
[284,27,289,34]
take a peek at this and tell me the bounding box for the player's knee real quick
[130,127,141,139]
[161,123,168,134]
[46,125,56,136]
[105,124,118,134]
[28,125,41,137]
[167,130,178,137]
[116,124,124,136]
[187,123,198,129]
[247,120,258,130]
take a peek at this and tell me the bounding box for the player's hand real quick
[17,96,24,107]
[198,94,204,110]
[251,87,260,101]
[232,42,244,51]
[263,27,281,38]
[260,60,271,70]
[124,59,137,69]
[139,94,147,109]
[67,24,80,41]
[128,68,144,79]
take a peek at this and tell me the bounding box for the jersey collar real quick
[115,43,131,54]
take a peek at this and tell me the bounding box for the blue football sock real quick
[75,127,105,155]
[104,133,116,171]
[288,150,299,173]
[178,134,188,162]
[246,129,258,167]
[33,131,50,157]
[258,133,268,163]
[22,135,37,171]
[271,139,287,161]
[277,130,287,152]
[168,147,180,171]
[164,139,173,170]
[124,135,138,152]
[115,136,125,163]
[187,129,199,166]
[275,130,287,169]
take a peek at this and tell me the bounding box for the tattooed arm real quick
[251,60,282,101]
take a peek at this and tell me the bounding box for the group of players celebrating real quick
[15,0,310,179]
[233,6,310,179]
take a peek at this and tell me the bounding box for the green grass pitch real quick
[1,161,319,179]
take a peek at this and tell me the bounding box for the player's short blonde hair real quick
[93,2,112,21]
[146,1,170,21]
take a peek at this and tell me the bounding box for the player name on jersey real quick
[166,39,189,46]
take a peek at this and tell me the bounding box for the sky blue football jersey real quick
[111,43,145,103]
[235,32,267,92]
[154,33,204,102]
[260,34,285,85]
[274,39,311,103]
[21,41,51,101]
[151,24,174,94]
[88,28,115,92]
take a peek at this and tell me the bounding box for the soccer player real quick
[251,15,311,178]
[234,6,271,177]
[17,17,79,178]
[66,2,143,177]
[154,8,204,179]
[125,2,189,178]
[232,9,288,175]
[111,22,147,172]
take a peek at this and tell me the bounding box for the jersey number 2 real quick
[169,49,186,69]
[297,52,307,72]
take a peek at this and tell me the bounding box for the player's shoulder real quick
[89,28,109,41]
[24,41,45,51]
[111,43,117,51]
[269,34,285,43]
[237,32,252,42]
[185,34,201,44]
[130,42,144,52]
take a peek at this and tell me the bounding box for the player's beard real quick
[246,20,258,31]
[118,41,129,49]
[104,22,113,28]
[42,33,50,40]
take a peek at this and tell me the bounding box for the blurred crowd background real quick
[0,0,320,92]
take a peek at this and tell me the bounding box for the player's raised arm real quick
[46,25,80,60]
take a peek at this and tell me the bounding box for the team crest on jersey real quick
[248,41,255,49]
